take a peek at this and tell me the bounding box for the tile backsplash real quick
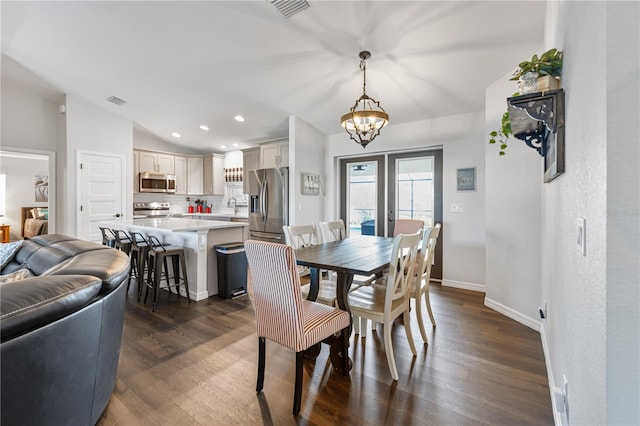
[133,191,247,216]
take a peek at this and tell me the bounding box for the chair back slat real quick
[385,231,421,307]
[245,240,305,351]
[283,224,318,249]
[393,219,424,237]
[318,220,346,243]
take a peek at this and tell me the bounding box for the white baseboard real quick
[483,296,540,331]
[442,279,486,293]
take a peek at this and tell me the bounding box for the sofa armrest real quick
[0,275,102,342]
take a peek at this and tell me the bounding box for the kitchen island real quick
[100,218,249,301]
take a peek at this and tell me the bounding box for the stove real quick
[133,202,172,217]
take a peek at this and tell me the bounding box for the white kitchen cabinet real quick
[242,148,259,193]
[259,140,288,168]
[187,156,204,195]
[203,154,225,195]
[137,150,175,174]
[174,155,187,195]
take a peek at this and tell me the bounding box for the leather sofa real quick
[0,234,130,426]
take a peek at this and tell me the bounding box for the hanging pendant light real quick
[340,51,389,148]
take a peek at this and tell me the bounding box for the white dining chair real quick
[283,224,337,306]
[348,230,421,381]
[393,218,425,237]
[411,223,441,343]
[318,220,347,243]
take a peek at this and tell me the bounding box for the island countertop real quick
[102,217,248,232]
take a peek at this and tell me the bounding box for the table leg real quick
[329,271,354,373]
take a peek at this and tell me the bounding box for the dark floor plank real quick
[98,282,553,425]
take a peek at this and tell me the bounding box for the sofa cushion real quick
[0,275,103,342]
[0,241,23,270]
[0,269,32,284]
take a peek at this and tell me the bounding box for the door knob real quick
[115,213,121,218]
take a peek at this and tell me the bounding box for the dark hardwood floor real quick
[98,281,553,425]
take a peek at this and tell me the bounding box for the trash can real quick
[361,219,375,236]
[215,242,248,299]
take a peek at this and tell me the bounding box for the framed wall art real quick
[456,167,476,192]
[301,172,320,195]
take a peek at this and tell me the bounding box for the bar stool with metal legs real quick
[128,231,151,300]
[144,235,191,312]
[112,229,135,292]
[98,226,117,247]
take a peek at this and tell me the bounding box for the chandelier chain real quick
[360,59,367,95]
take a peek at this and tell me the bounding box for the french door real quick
[388,150,442,279]
[339,149,442,279]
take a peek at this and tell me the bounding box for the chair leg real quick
[179,252,191,303]
[152,254,163,312]
[353,314,360,335]
[256,337,266,393]
[360,317,368,338]
[383,319,399,381]
[415,294,429,344]
[172,255,180,296]
[163,257,172,294]
[144,254,153,303]
[403,309,417,356]
[425,286,437,327]
[293,351,304,415]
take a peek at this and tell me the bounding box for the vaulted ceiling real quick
[2,1,546,152]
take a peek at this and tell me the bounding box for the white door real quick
[78,151,125,242]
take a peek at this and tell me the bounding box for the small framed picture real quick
[301,172,320,195]
[456,167,476,192]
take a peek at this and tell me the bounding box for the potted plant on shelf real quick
[489,48,563,155]
[510,48,563,93]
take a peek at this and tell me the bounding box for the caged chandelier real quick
[340,51,389,148]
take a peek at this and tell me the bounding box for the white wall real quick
[65,95,133,235]
[1,56,61,153]
[289,115,326,226]
[325,111,486,290]
[484,70,543,329]
[542,2,639,425]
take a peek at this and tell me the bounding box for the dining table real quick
[294,235,394,372]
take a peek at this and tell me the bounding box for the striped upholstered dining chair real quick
[244,240,350,416]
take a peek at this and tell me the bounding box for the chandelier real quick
[340,51,389,148]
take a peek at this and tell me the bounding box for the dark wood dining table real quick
[294,235,394,372]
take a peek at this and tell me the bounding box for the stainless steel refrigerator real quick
[248,167,289,243]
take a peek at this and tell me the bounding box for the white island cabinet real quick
[100,218,248,301]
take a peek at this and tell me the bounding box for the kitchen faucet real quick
[228,197,237,213]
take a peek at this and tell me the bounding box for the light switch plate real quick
[450,203,464,213]
[576,218,586,256]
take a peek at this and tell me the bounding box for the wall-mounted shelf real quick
[507,88,565,182]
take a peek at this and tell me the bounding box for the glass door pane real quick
[396,157,434,226]
[340,155,385,237]
[347,161,378,236]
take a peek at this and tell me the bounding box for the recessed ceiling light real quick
[172,132,181,138]
[221,145,227,149]
[232,143,238,147]
[234,115,245,122]
[200,125,209,131]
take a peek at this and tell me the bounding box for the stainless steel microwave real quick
[139,172,176,193]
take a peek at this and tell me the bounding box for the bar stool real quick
[98,226,117,247]
[112,229,132,254]
[128,231,151,299]
[144,235,191,312]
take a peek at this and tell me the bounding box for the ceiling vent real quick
[106,96,126,106]
[269,0,310,19]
